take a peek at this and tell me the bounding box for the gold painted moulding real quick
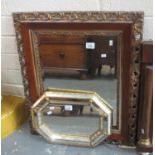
[31,88,113,147]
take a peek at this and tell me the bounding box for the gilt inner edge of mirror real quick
[29,30,123,132]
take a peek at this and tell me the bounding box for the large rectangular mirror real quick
[13,11,143,145]
[34,32,121,131]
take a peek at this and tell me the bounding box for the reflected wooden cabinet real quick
[38,34,117,79]
[38,35,88,79]
[92,36,117,77]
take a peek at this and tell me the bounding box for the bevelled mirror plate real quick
[31,88,112,147]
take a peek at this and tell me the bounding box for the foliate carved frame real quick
[13,12,144,145]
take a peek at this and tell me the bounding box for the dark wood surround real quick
[21,22,132,143]
[137,42,153,152]
[13,12,144,146]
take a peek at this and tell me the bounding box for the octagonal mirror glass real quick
[31,88,112,147]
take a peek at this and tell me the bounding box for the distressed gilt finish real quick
[13,12,144,145]
[31,88,113,147]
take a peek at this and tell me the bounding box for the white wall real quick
[1,0,153,97]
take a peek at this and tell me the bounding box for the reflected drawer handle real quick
[58,52,65,59]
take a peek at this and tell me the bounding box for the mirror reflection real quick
[38,34,119,128]
[42,102,102,135]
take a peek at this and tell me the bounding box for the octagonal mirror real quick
[31,88,112,147]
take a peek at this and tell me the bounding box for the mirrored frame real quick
[31,88,112,147]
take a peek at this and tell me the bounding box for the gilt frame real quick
[31,88,112,147]
[13,11,144,145]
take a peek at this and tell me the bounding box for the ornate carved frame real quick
[13,11,144,145]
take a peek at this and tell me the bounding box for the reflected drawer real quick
[39,42,87,69]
